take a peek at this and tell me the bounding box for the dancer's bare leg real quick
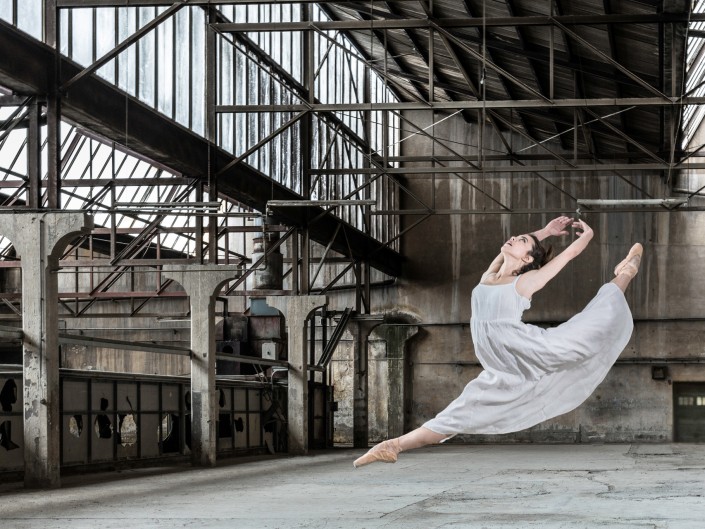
[353,427,448,468]
[398,426,448,451]
[611,243,643,293]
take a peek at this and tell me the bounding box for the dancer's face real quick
[502,234,535,263]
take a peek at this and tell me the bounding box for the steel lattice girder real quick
[0,19,402,277]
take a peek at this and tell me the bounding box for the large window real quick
[0,2,400,251]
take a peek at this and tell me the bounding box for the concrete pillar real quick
[378,324,418,439]
[266,295,326,455]
[162,265,241,467]
[350,318,382,448]
[0,212,93,488]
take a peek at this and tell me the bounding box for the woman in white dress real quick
[353,216,642,468]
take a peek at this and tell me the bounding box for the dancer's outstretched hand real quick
[543,216,573,237]
[572,219,593,239]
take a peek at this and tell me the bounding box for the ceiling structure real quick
[0,0,702,311]
[312,0,699,192]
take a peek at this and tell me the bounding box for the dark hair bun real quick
[517,235,553,275]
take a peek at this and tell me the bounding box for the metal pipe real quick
[267,199,376,207]
[576,198,688,207]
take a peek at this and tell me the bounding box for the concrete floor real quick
[1,444,704,528]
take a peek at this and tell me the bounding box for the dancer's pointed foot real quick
[613,243,643,279]
[353,439,402,468]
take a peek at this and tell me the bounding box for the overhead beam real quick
[58,332,191,356]
[218,96,699,113]
[212,14,705,32]
[369,206,705,215]
[309,162,704,175]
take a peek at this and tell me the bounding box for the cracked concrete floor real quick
[1,444,704,528]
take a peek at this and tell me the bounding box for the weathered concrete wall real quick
[341,109,705,443]
[331,332,389,444]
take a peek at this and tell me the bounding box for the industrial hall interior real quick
[1,0,705,528]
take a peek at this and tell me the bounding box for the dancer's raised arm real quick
[532,215,572,242]
[482,216,571,282]
[516,219,593,298]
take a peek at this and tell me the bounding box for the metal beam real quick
[0,20,402,277]
[58,332,191,356]
[216,354,288,368]
[217,97,702,112]
[370,206,705,215]
[212,13,705,32]
[27,98,41,208]
[309,162,703,175]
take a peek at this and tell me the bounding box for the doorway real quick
[674,382,705,442]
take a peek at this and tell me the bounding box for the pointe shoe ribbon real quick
[613,243,643,278]
[353,439,402,468]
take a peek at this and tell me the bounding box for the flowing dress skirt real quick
[423,283,633,435]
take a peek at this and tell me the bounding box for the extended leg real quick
[398,426,448,451]
[353,426,448,468]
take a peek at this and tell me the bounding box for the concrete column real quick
[378,324,418,439]
[0,212,93,488]
[266,295,326,455]
[350,318,381,448]
[163,265,241,467]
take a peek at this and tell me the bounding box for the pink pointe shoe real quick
[353,439,402,468]
[613,243,643,279]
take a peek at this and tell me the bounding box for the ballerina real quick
[354,216,642,468]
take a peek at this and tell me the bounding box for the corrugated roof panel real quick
[324,0,689,163]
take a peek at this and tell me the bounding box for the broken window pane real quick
[0,420,19,451]
[0,378,17,412]
[118,413,137,446]
[69,415,83,438]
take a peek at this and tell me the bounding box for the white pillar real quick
[163,264,241,467]
[266,295,326,455]
[350,319,381,448]
[0,212,93,488]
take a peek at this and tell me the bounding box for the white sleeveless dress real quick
[423,277,633,435]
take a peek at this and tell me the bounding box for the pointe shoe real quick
[353,439,402,468]
[613,243,643,278]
